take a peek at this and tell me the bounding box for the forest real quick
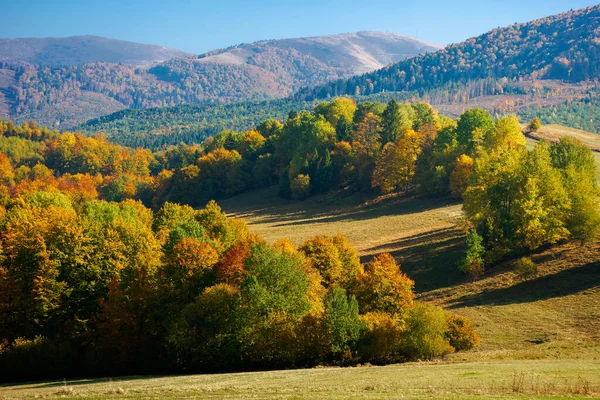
[79,78,597,150]
[0,96,598,381]
[296,5,600,100]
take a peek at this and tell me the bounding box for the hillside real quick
[295,5,600,100]
[0,32,439,129]
[4,190,598,399]
[0,35,191,67]
[80,79,594,149]
[519,95,600,134]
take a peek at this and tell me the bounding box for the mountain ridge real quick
[0,35,192,67]
[0,32,439,128]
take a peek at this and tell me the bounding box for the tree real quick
[528,117,542,132]
[352,112,382,190]
[456,108,494,153]
[323,286,362,356]
[550,138,600,242]
[371,128,422,194]
[371,142,402,194]
[449,154,474,198]
[356,253,414,315]
[485,115,526,151]
[460,229,485,277]
[315,98,357,128]
[381,100,414,144]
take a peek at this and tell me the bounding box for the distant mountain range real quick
[0,32,440,128]
[0,35,192,67]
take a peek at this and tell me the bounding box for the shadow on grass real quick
[448,260,600,309]
[360,227,467,293]
[1,375,164,389]
[222,187,460,227]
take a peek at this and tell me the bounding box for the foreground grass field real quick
[2,360,599,399]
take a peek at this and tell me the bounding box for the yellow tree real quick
[449,154,474,198]
[355,253,414,315]
[371,128,422,193]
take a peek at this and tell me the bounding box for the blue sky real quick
[1,0,597,53]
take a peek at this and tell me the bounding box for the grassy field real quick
[2,360,599,399]
[2,124,599,399]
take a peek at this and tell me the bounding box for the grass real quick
[1,360,599,399]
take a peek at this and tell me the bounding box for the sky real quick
[1,0,597,53]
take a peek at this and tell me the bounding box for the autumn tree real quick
[371,128,422,193]
[355,253,414,315]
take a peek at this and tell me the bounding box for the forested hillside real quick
[80,79,596,149]
[295,5,600,100]
[519,95,600,134]
[0,32,438,129]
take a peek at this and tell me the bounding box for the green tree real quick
[456,108,494,153]
[323,286,362,356]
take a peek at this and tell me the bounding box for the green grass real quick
[2,360,599,399]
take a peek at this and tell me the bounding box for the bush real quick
[401,303,454,360]
[290,174,312,200]
[529,117,542,132]
[514,256,538,279]
[460,230,485,278]
[445,314,480,351]
[358,312,404,364]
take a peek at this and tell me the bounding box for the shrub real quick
[358,312,404,364]
[460,230,485,278]
[445,314,480,351]
[514,256,538,279]
[401,303,454,360]
[529,117,542,132]
[290,174,312,200]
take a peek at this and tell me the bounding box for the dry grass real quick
[2,360,599,399]
[528,124,600,151]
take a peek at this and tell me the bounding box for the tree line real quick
[0,97,598,268]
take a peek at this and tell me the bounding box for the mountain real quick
[295,5,600,100]
[195,31,441,77]
[0,32,440,128]
[0,35,191,67]
[79,4,600,148]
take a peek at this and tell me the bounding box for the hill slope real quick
[296,5,600,100]
[0,35,191,67]
[0,32,439,129]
